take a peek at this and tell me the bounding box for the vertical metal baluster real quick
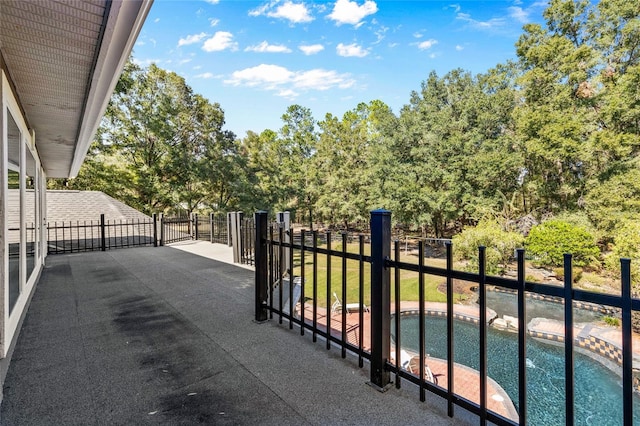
[395,240,401,388]
[517,248,527,425]
[359,234,365,368]
[279,226,284,324]
[301,230,306,336]
[621,258,632,426]
[341,232,347,358]
[289,227,294,330]
[326,232,332,350]
[269,225,274,319]
[419,240,425,402]
[446,241,454,417]
[564,253,574,426]
[313,230,318,343]
[479,246,487,425]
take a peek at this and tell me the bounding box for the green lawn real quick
[289,242,463,308]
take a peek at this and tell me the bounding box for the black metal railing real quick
[47,212,231,254]
[240,217,255,265]
[210,214,229,245]
[160,214,191,245]
[254,210,638,426]
[48,214,157,254]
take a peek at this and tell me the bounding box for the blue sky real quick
[133,0,548,137]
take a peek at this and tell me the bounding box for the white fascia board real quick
[68,0,153,178]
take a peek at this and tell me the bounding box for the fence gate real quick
[160,214,193,245]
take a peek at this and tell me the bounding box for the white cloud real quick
[508,6,529,23]
[178,58,192,65]
[455,44,464,51]
[154,18,160,23]
[193,65,202,70]
[195,72,215,79]
[294,69,355,90]
[299,44,324,55]
[132,58,162,67]
[373,24,388,44]
[449,4,461,13]
[328,0,378,26]
[336,42,369,57]
[209,18,220,27]
[250,1,313,24]
[204,0,220,3]
[417,39,438,50]
[224,63,355,97]
[178,32,207,47]
[245,41,292,53]
[226,64,294,87]
[202,31,238,52]
[413,32,423,39]
[277,89,299,99]
[456,12,505,30]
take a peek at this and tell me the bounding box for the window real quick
[7,111,21,313]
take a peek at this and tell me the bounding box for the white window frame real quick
[2,70,42,357]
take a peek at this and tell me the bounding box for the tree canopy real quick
[55,0,640,245]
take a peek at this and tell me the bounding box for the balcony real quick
[0,243,465,425]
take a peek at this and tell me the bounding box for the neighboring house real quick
[0,0,152,386]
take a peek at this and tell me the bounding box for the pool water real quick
[395,315,640,425]
[484,290,603,324]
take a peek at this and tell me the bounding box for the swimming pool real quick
[484,290,604,324]
[394,315,640,425]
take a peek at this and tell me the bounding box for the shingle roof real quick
[45,190,150,223]
[7,190,149,228]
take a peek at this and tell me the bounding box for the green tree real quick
[278,105,318,226]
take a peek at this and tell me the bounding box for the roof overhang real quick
[0,0,152,178]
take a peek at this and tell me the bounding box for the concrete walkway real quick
[0,246,468,425]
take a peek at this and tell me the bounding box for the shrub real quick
[605,221,640,289]
[525,220,599,267]
[603,316,620,327]
[452,220,524,275]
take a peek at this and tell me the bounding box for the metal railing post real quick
[152,213,158,247]
[370,209,391,391]
[194,213,199,240]
[209,213,214,243]
[564,254,574,426]
[255,211,269,322]
[159,213,164,246]
[100,214,106,251]
[227,212,232,247]
[621,258,633,426]
[516,248,527,425]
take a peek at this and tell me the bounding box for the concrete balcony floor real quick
[0,244,469,425]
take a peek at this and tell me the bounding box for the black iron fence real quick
[210,214,229,245]
[160,214,191,245]
[254,210,638,426]
[48,213,232,255]
[48,214,157,254]
[240,217,255,265]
